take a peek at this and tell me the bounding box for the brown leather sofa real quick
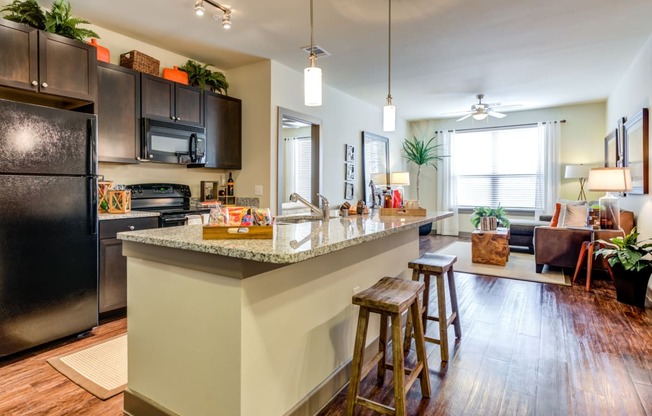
[533,210,635,273]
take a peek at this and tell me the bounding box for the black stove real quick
[127,183,210,227]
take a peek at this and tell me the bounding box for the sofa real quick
[533,210,635,273]
[509,218,551,253]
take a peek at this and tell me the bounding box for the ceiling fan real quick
[456,94,507,122]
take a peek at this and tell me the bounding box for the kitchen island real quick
[118,210,452,416]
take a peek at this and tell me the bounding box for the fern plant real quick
[1,0,46,29]
[44,0,98,41]
[470,205,510,228]
[180,60,229,94]
[1,0,98,41]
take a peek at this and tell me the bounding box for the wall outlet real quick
[254,185,263,196]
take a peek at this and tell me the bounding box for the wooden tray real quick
[379,207,426,217]
[202,225,273,239]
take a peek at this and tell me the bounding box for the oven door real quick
[142,119,206,165]
[160,214,188,228]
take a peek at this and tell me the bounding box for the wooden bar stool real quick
[404,253,461,362]
[346,276,431,416]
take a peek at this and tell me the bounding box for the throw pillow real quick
[555,200,586,227]
[550,203,562,227]
[562,204,589,227]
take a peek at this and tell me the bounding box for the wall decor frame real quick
[617,116,626,165]
[345,163,355,181]
[345,182,354,200]
[623,108,649,194]
[345,144,355,162]
[604,129,618,167]
[362,131,389,206]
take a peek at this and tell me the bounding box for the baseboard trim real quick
[283,337,380,416]
[123,387,180,416]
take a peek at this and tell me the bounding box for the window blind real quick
[294,137,312,200]
[453,126,542,210]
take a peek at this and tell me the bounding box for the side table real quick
[471,228,510,266]
[572,227,623,291]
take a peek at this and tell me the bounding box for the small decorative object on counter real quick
[203,206,273,240]
[162,66,189,85]
[356,200,365,215]
[87,38,109,63]
[383,190,393,208]
[107,185,131,214]
[340,202,351,217]
[227,172,234,196]
[98,180,113,212]
[209,202,229,225]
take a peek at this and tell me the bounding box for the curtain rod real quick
[447,119,566,133]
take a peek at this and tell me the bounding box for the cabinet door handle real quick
[31,80,38,86]
[170,116,175,120]
[129,225,135,230]
[41,82,48,88]
[176,117,181,121]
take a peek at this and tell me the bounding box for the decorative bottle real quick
[227,172,234,196]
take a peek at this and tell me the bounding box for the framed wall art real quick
[623,108,649,194]
[604,129,618,167]
[345,182,354,200]
[345,144,355,162]
[345,163,355,181]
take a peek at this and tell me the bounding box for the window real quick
[453,125,542,210]
[293,137,312,199]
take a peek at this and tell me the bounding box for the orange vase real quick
[162,66,189,85]
[87,38,110,63]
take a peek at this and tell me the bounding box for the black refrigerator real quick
[0,99,99,357]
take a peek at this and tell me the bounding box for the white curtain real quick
[283,138,296,199]
[435,130,459,236]
[535,121,561,218]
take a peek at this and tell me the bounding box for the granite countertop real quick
[117,210,452,264]
[99,211,161,221]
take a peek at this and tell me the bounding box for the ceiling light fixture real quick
[472,112,488,121]
[304,0,322,106]
[383,0,395,132]
[194,0,232,30]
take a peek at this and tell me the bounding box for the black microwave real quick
[141,119,206,165]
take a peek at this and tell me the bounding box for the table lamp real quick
[564,164,592,200]
[370,173,388,208]
[587,167,632,229]
[390,171,410,208]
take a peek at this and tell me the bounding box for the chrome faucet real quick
[289,193,329,220]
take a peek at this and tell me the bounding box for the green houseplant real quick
[470,205,510,230]
[402,135,447,235]
[179,60,229,95]
[595,227,652,307]
[2,0,99,41]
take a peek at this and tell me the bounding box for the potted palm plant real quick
[402,135,447,235]
[595,227,652,308]
[470,205,510,231]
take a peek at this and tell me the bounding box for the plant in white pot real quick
[401,135,447,235]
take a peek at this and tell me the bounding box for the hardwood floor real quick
[1,235,651,416]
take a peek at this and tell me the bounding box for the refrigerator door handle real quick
[89,176,98,235]
[87,118,97,176]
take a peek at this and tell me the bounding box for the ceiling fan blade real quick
[456,114,472,122]
[488,111,506,118]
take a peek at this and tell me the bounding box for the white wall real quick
[409,102,606,232]
[606,34,652,240]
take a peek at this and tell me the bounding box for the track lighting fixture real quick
[194,0,232,29]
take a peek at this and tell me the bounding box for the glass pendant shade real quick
[383,104,395,132]
[304,65,322,106]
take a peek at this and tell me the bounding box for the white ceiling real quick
[48,0,652,120]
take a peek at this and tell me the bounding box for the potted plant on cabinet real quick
[594,227,652,308]
[179,60,229,95]
[401,135,447,235]
[470,205,510,231]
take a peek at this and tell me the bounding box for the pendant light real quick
[304,0,322,106]
[383,0,395,132]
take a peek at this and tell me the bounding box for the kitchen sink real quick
[275,215,323,225]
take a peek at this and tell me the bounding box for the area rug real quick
[47,335,127,400]
[436,241,571,286]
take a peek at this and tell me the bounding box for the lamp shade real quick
[371,173,388,186]
[390,171,410,186]
[304,66,322,106]
[564,164,592,179]
[587,167,632,192]
[383,104,395,132]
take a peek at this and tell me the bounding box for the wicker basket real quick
[119,50,160,76]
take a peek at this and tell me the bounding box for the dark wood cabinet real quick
[141,74,203,127]
[0,20,97,108]
[99,217,158,315]
[97,62,141,163]
[204,91,242,169]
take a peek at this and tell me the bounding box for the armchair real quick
[533,210,634,273]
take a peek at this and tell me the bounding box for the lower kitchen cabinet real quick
[99,217,158,315]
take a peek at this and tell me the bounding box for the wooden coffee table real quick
[471,228,510,266]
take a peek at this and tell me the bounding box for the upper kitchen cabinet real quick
[0,20,97,109]
[97,62,140,163]
[204,91,242,169]
[141,74,204,127]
